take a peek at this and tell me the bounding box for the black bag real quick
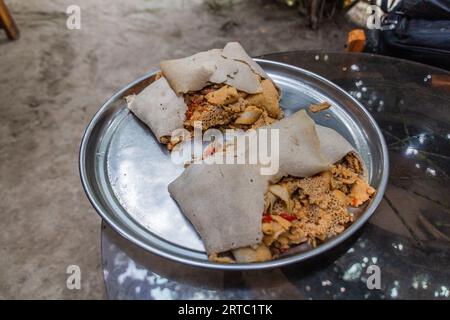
[366,0,450,70]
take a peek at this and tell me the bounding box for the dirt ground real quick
[0,0,355,299]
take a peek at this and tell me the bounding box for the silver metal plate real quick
[80,59,388,270]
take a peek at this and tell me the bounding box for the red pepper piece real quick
[280,212,296,222]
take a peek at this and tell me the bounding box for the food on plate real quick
[125,42,283,147]
[168,110,376,263]
[308,101,331,113]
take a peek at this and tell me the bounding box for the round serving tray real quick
[79,59,388,270]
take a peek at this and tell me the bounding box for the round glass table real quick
[101,51,450,300]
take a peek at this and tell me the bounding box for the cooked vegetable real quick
[232,244,272,263]
[205,85,239,105]
[349,179,376,207]
[234,105,263,125]
[183,83,282,133]
[279,212,296,222]
[230,152,376,263]
[245,79,281,118]
[264,191,277,214]
[308,101,331,113]
[271,215,292,229]
[268,184,292,213]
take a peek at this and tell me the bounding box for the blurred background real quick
[2,0,447,299]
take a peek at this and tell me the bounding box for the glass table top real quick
[101,51,450,300]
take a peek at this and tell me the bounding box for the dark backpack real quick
[366,0,450,69]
